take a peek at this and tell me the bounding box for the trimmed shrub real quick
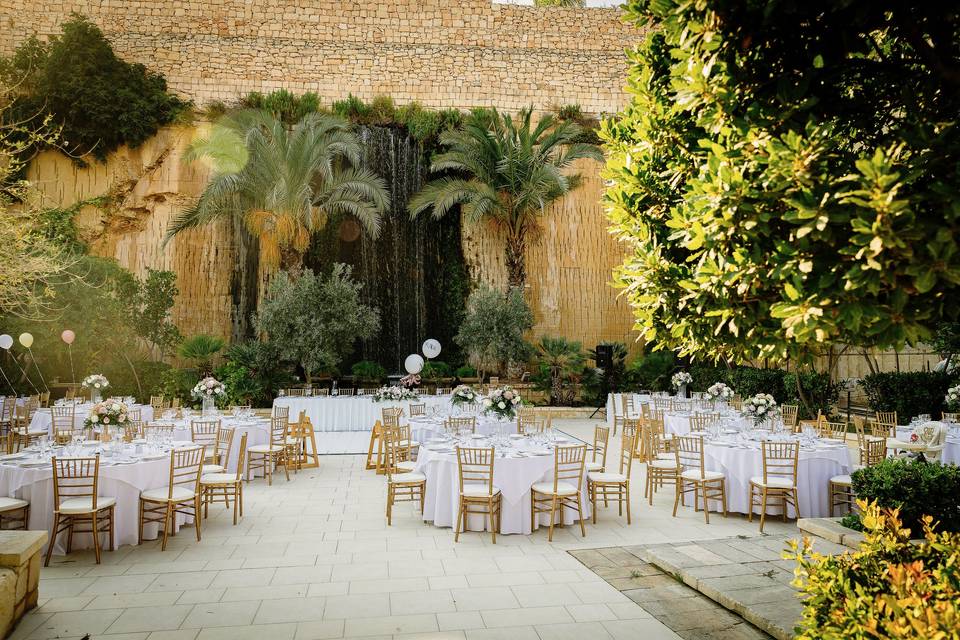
[688,363,727,392]
[726,367,788,402]
[420,360,452,381]
[861,371,959,423]
[351,360,387,383]
[851,458,960,533]
[627,351,675,392]
[455,365,477,379]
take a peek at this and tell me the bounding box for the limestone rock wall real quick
[0,0,639,115]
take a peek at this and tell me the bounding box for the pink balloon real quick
[61,330,76,345]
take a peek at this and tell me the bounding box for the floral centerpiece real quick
[671,371,692,393]
[742,393,780,426]
[192,376,225,414]
[483,386,521,420]
[945,384,960,411]
[705,381,734,401]
[84,399,129,431]
[372,385,419,402]
[82,374,110,402]
[451,384,480,407]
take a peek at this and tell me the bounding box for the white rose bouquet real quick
[671,371,692,391]
[192,376,226,400]
[81,374,110,390]
[742,393,780,426]
[373,385,419,402]
[483,386,521,420]
[84,400,129,429]
[705,382,734,401]
[451,384,479,407]
[946,384,960,411]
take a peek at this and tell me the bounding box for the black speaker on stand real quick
[589,345,615,419]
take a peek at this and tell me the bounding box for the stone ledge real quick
[0,530,47,639]
[0,531,46,568]
[798,517,865,549]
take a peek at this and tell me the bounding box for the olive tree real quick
[454,286,533,378]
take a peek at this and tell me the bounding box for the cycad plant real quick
[178,334,225,377]
[535,336,590,406]
[408,107,603,288]
[166,109,389,269]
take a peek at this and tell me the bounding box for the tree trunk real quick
[505,234,526,289]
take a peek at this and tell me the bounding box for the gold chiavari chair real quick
[875,411,898,428]
[313,388,330,397]
[382,407,403,429]
[0,493,29,530]
[488,376,500,386]
[143,424,175,439]
[830,437,887,516]
[39,391,50,408]
[201,433,247,525]
[44,455,116,566]
[127,407,142,422]
[284,419,309,473]
[381,424,416,473]
[867,419,894,439]
[138,446,205,551]
[781,404,799,430]
[622,418,642,458]
[202,426,235,474]
[0,396,14,436]
[191,419,220,467]
[749,441,800,532]
[383,424,426,525]
[446,416,476,435]
[818,420,848,441]
[729,395,743,411]
[357,388,376,396]
[230,405,252,412]
[673,435,727,523]
[284,388,307,397]
[51,404,79,444]
[585,425,610,474]
[64,387,77,400]
[588,430,635,524]
[409,403,426,417]
[273,404,290,421]
[531,444,586,542]
[149,395,165,413]
[10,404,45,452]
[454,446,501,543]
[247,417,290,485]
[688,414,712,433]
[942,412,959,422]
[642,419,678,506]
[171,397,182,410]
[338,388,356,396]
[122,421,144,442]
[861,436,888,467]
[517,414,546,435]
[435,387,451,395]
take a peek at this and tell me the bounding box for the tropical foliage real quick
[177,334,225,377]
[410,107,603,287]
[214,342,295,406]
[788,501,960,639]
[603,1,960,365]
[454,286,533,377]
[533,336,594,406]
[167,110,389,269]
[256,265,380,380]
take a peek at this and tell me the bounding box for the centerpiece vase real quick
[678,384,687,399]
[92,390,102,404]
[202,395,216,416]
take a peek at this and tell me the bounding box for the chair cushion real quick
[284,437,301,445]
[531,481,578,496]
[584,461,604,472]
[248,444,282,453]
[0,497,27,512]
[395,461,417,472]
[656,453,674,461]
[141,486,196,502]
[588,472,627,483]
[649,459,678,470]
[201,473,237,484]
[830,474,852,485]
[681,469,725,481]
[462,483,501,498]
[59,496,116,514]
[390,472,426,484]
[749,475,795,489]
[201,464,225,474]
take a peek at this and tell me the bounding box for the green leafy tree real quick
[178,334,225,377]
[117,268,181,359]
[256,265,380,380]
[454,286,534,378]
[1,14,186,161]
[410,107,603,288]
[167,109,389,270]
[603,1,960,366]
[214,341,295,406]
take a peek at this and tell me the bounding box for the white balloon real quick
[0,334,11,350]
[404,354,424,374]
[422,339,442,359]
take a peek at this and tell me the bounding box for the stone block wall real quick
[0,531,47,637]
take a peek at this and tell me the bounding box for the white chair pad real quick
[588,472,627,483]
[395,461,417,472]
[201,464,225,474]
[531,481,578,496]
[59,496,116,514]
[248,444,282,453]
[284,437,301,445]
[141,486,196,502]
[584,461,604,472]
[390,472,426,484]
[462,484,501,498]
[649,459,679,470]
[656,453,674,460]
[201,473,238,484]
[681,469,725,481]
[0,497,28,512]
[750,475,796,489]
[830,474,852,485]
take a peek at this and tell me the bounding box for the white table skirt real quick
[156,418,271,472]
[414,446,590,535]
[664,412,751,436]
[0,447,197,555]
[30,404,154,433]
[273,396,453,432]
[895,426,960,464]
[702,442,851,518]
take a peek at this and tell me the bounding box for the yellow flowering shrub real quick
[787,501,960,639]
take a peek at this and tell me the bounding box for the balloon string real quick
[68,344,76,384]
[28,347,49,393]
[0,364,16,395]
[9,351,39,394]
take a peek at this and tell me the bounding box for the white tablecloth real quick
[30,403,154,433]
[895,426,960,464]
[407,416,516,445]
[152,417,270,472]
[413,438,590,535]
[702,439,851,518]
[664,412,751,436]
[0,442,198,555]
[273,395,453,431]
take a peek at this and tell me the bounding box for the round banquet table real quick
[701,436,851,518]
[30,402,154,434]
[407,415,516,445]
[894,426,960,464]
[413,435,591,535]
[664,411,751,436]
[150,416,271,472]
[0,441,199,555]
[273,395,453,431]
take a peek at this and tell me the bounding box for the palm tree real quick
[408,107,603,288]
[178,334,225,377]
[166,109,389,269]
